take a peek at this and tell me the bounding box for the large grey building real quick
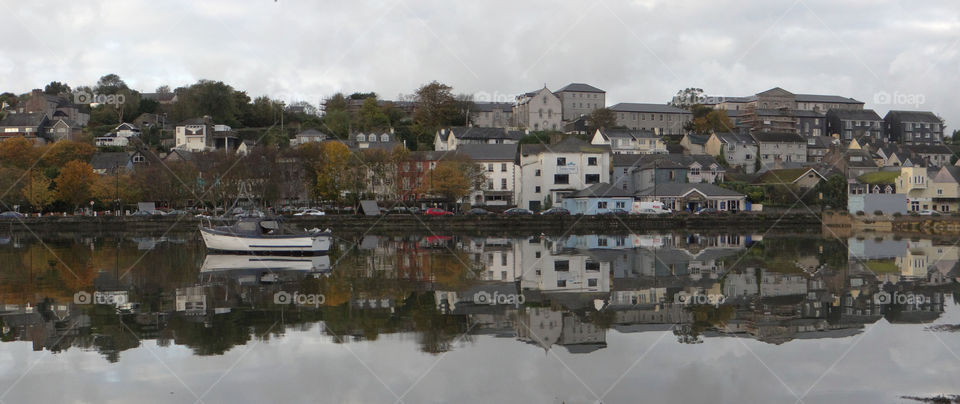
[608,103,691,136]
[825,109,883,142]
[883,110,944,145]
[554,83,605,122]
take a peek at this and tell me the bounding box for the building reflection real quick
[0,231,957,361]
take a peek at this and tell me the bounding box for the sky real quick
[1,0,959,127]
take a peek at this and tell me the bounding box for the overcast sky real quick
[2,0,958,127]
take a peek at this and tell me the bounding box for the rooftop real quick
[555,83,605,93]
[608,103,690,114]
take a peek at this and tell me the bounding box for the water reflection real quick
[0,231,957,363]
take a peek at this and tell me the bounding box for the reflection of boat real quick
[201,254,331,273]
[199,217,331,254]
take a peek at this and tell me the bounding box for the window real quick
[535,186,541,193]
[554,260,570,271]
[669,171,675,180]
[598,201,608,209]
[557,157,566,166]
[535,251,541,258]
[557,280,567,287]
[588,279,598,287]
[554,174,569,184]
[585,174,600,184]
[587,157,597,166]
[501,178,507,190]
[501,163,507,172]
[357,134,366,142]
[487,164,494,172]
[535,169,541,176]
[487,181,494,190]
[615,201,626,209]
[690,167,700,176]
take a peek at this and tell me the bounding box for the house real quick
[434,127,522,151]
[903,144,953,168]
[896,163,960,212]
[825,109,883,142]
[456,144,520,207]
[291,129,328,147]
[554,83,605,122]
[347,130,401,151]
[175,118,215,151]
[590,129,666,155]
[794,93,864,113]
[608,103,691,135]
[17,89,89,126]
[634,183,746,212]
[95,122,141,147]
[884,111,944,145]
[45,117,82,142]
[679,133,710,155]
[470,102,513,128]
[0,112,48,140]
[517,137,611,211]
[612,154,725,193]
[513,87,562,131]
[131,112,164,129]
[822,143,879,179]
[806,136,837,163]
[705,132,758,173]
[752,132,807,168]
[562,183,633,215]
[753,168,826,189]
[793,110,826,138]
[90,152,137,174]
[714,88,862,135]
[397,150,449,203]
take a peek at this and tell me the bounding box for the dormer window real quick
[357,134,366,142]
[381,134,389,142]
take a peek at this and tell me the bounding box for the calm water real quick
[0,229,958,403]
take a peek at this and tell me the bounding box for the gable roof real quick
[90,152,131,170]
[753,168,825,185]
[756,87,794,97]
[827,109,882,121]
[795,94,863,104]
[635,183,744,198]
[0,112,47,127]
[608,103,690,114]
[752,132,805,143]
[613,154,723,171]
[471,102,513,113]
[683,134,709,145]
[449,126,521,140]
[556,83,605,93]
[885,110,942,123]
[456,144,518,161]
[715,132,755,145]
[598,128,658,140]
[570,183,633,198]
[520,136,611,155]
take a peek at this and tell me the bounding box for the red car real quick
[424,208,454,216]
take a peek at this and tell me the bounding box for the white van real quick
[632,201,672,214]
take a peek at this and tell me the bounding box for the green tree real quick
[412,81,460,148]
[669,87,705,109]
[44,81,71,95]
[94,74,129,95]
[358,97,390,132]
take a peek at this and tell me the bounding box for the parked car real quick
[165,210,189,216]
[424,208,454,216]
[540,207,570,216]
[918,210,941,216]
[599,209,630,216]
[636,208,668,215]
[695,208,719,215]
[503,208,534,216]
[466,208,492,215]
[131,210,164,217]
[0,211,23,218]
[294,209,326,216]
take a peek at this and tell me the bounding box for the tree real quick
[0,92,19,110]
[155,85,171,94]
[55,160,97,211]
[0,137,41,169]
[588,107,617,132]
[420,159,479,203]
[315,142,354,204]
[42,140,96,168]
[686,105,735,134]
[669,87,705,109]
[21,172,55,212]
[412,81,460,148]
[44,81,71,95]
[358,97,390,132]
[94,74,129,95]
[92,173,140,210]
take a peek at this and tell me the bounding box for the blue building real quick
[562,183,634,215]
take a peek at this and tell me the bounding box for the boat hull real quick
[201,254,331,272]
[200,228,331,254]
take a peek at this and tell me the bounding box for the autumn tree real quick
[42,140,96,167]
[21,172,55,212]
[685,105,735,134]
[0,137,40,170]
[0,167,25,209]
[55,160,97,211]
[315,142,355,205]
[91,173,141,209]
[420,159,480,203]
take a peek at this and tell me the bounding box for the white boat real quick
[199,217,331,254]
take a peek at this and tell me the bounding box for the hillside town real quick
[0,78,954,216]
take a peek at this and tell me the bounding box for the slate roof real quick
[792,110,826,118]
[715,132,755,145]
[753,168,824,185]
[520,136,611,155]
[471,102,513,113]
[806,136,836,149]
[635,183,744,197]
[903,144,952,154]
[608,103,690,114]
[569,183,633,198]
[90,152,131,170]
[556,83,605,93]
[684,134,709,145]
[828,109,882,121]
[0,112,46,127]
[614,154,723,171]
[752,132,806,143]
[885,110,942,123]
[598,129,658,140]
[449,126,521,140]
[795,94,863,104]
[456,144,518,161]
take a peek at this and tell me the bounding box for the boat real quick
[200,254,331,273]
[199,216,332,254]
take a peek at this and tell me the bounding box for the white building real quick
[517,137,611,211]
[590,128,667,154]
[456,144,521,206]
[175,118,214,152]
[513,87,563,131]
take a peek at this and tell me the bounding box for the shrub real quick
[874,210,884,216]
[893,212,902,217]
[855,211,865,216]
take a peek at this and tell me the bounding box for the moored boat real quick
[199,217,331,254]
